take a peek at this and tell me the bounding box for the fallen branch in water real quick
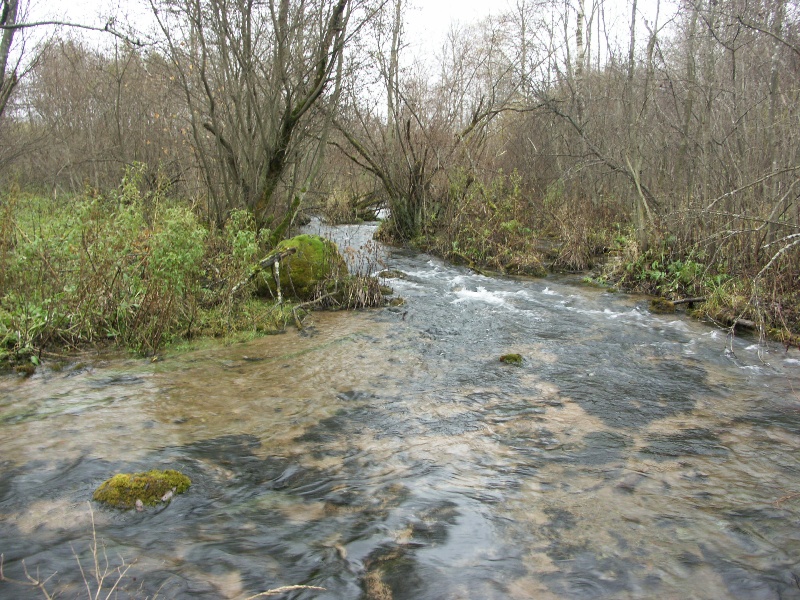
[734,318,757,330]
[290,292,340,328]
[244,585,327,599]
[230,247,297,297]
[673,297,707,305]
[0,554,58,600]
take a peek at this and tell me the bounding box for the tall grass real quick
[0,167,290,366]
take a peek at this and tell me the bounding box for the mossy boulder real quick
[258,234,348,301]
[500,353,523,366]
[378,270,407,280]
[502,258,548,278]
[649,298,676,314]
[93,469,191,510]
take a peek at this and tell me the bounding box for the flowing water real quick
[1,221,799,599]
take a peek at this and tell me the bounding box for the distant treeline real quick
[1,0,798,340]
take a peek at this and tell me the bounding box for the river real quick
[1,221,799,599]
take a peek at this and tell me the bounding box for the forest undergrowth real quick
[365,168,800,348]
[0,167,384,373]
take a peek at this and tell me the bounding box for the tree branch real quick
[0,20,143,46]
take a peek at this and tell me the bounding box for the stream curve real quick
[1,221,799,599]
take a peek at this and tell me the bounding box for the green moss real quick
[649,298,676,314]
[378,270,407,279]
[503,258,548,278]
[259,234,348,301]
[93,469,191,509]
[500,353,523,366]
[581,276,609,288]
[14,363,37,377]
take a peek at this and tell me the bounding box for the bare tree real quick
[334,14,520,240]
[0,0,20,118]
[0,0,141,121]
[15,40,190,195]
[150,0,372,236]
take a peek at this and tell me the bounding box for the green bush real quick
[0,169,213,358]
[437,170,545,275]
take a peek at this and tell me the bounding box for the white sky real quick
[405,0,501,53]
[28,0,674,64]
[30,0,502,57]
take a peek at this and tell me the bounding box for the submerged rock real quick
[500,353,523,366]
[378,270,407,280]
[649,297,676,314]
[258,234,348,301]
[93,469,191,510]
[502,258,548,278]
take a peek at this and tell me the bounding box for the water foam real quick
[451,286,507,306]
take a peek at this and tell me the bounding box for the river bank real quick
[1,222,799,599]
[0,189,388,375]
[391,221,800,350]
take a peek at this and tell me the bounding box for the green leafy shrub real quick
[0,168,211,358]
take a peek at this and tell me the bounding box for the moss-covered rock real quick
[649,298,676,314]
[378,270,407,280]
[258,234,348,301]
[500,353,523,366]
[503,258,548,278]
[14,363,37,377]
[93,469,191,510]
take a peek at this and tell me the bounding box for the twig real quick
[230,247,297,297]
[775,492,800,508]
[0,554,57,600]
[244,585,327,599]
[295,292,341,311]
[673,297,707,305]
[701,164,800,211]
[0,20,143,47]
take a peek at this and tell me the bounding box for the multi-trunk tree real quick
[151,0,366,236]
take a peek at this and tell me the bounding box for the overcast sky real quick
[30,0,501,58]
[28,0,673,66]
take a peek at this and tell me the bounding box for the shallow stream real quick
[1,222,799,599]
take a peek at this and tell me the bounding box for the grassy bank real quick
[0,170,383,374]
[595,230,800,347]
[367,170,799,346]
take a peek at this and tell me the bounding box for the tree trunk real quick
[0,0,20,119]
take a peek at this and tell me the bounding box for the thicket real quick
[0,166,374,371]
[1,0,798,348]
[331,0,800,343]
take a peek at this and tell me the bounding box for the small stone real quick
[378,270,407,279]
[135,499,144,512]
[161,489,174,502]
[500,353,523,366]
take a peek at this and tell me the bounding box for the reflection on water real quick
[1,222,799,599]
